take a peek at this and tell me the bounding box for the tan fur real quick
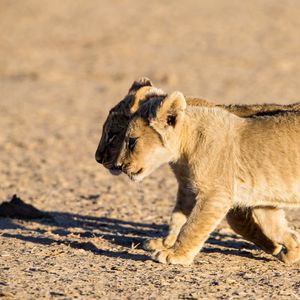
[113,89,300,265]
[95,78,300,264]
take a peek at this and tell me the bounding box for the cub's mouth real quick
[107,166,144,179]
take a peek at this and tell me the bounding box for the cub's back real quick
[240,111,300,155]
[236,112,300,207]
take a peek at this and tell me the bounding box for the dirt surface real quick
[0,1,300,299]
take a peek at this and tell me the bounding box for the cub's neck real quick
[178,106,242,163]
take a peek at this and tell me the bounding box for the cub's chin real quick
[129,173,144,182]
[127,168,145,182]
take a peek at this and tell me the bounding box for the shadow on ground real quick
[0,208,272,262]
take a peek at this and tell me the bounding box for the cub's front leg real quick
[152,190,232,265]
[143,185,196,251]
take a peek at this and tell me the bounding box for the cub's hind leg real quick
[280,230,300,264]
[252,207,300,264]
[226,207,283,255]
[143,185,196,252]
[228,207,300,263]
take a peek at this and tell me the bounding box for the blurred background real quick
[2,0,300,205]
[1,1,300,298]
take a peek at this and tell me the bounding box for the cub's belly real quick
[234,182,300,208]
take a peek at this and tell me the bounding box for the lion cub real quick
[114,91,300,265]
[95,78,300,262]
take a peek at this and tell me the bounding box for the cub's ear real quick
[128,77,153,94]
[127,77,154,114]
[155,91,186,127]
[130,85,154,113]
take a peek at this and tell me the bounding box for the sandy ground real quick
[0,0,300,299]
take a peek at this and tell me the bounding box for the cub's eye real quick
[128,137,138,151]
[107,134,116,144]
[105,133,117,144]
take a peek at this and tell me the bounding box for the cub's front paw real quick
[143,235,178,252]
[279,247,300,264]
[151,248,194,265]
[143,238,165,252]
[271,244,283,256]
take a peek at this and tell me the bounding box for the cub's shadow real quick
[0,211,270,262]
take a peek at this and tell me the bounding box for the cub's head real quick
[95,77,166,175]
[114,91,187,182]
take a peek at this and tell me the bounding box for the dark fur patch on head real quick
[109,78,166,118]
[135,95,167,120]
[109,94,135,118]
